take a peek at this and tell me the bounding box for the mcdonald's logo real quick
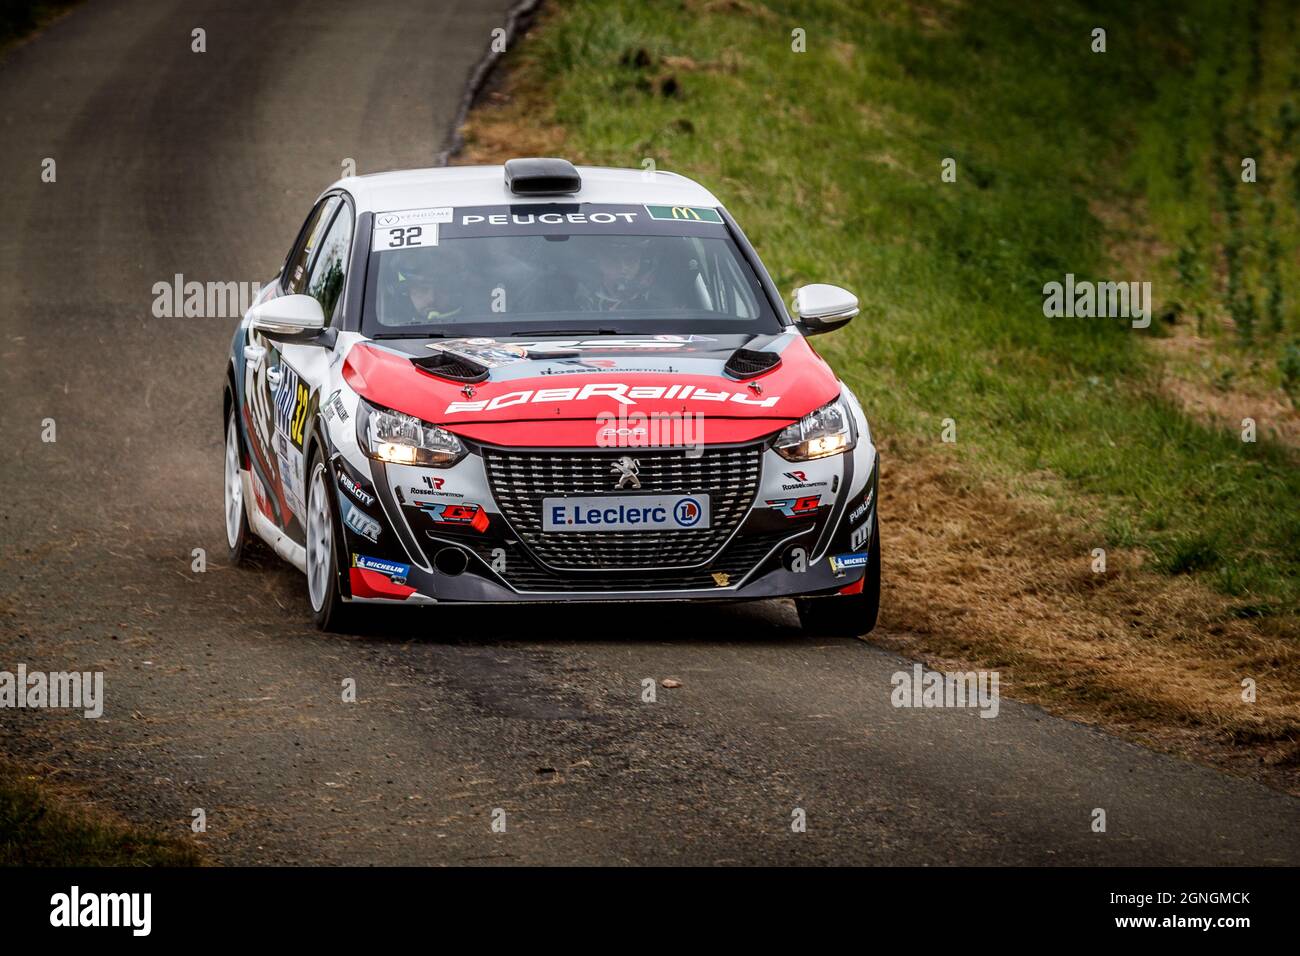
[644,204,724,223]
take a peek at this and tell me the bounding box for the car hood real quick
[342,333,841,447]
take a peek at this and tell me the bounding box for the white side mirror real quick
[792,284,859,334]
[249,293,326,336]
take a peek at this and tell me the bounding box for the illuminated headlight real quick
[358,399,465,467]
[774,397,856,461]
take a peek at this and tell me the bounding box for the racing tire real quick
[224,408,263,566]
[305,452,353,632]
[795,512,881,636]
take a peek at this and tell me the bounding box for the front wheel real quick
[305,454,351,631]
[795,512,881,636]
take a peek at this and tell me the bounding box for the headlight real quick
[774,397,856,461]
[358,399,465,467]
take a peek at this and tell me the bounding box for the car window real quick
[362,203,780,337]
[284,196,339,295]
[305,203,353,322]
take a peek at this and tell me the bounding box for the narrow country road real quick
[1,0,1296,865]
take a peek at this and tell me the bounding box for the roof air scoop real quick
[504,158,582,196]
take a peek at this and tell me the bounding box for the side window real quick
[305,203,354,322]
[283,197,339,295]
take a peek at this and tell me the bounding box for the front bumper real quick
[330,439,878,606]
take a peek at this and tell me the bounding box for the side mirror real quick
[249,293,326,336]
[792,284,859,335]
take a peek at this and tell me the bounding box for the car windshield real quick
[362,203,781,337]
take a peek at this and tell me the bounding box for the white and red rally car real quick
[223,159,879,633]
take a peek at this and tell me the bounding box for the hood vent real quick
[724,348,781,380]
[411,352,490,384]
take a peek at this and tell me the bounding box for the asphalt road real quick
[1,0,1297,866]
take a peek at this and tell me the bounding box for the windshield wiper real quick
[371,331,454,339]
[506,328,618,337]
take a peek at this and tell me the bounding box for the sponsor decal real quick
[425,339,528,368]
[322,389,348,423]
[338,472,376,508]
[779,469,828,492]
[848,488,875,524]
[829,551,870,573]
[351,553,410,585]
[422,476,446,491]
[343,502,382,542]
[252,471,275,518]
[272,364,309,450]
[419,501,489,532]
[850,520,870,551]
[409,485,464,501]
[512,334,717,354]
[445,381,778,414]
[273,431,305,518]
[543,493,710,532]
[460,211,640,227]
[766,495,821,517]
[375,207,453,228]
[644,204,724,223]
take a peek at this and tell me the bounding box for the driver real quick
[578,236,656,311]
[388,249,464,324]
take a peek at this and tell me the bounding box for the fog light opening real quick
[433,547,469,576]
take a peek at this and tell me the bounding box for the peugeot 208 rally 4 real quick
[223,159,879,633]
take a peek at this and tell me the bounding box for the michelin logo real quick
[352,554,409,585]
[829,552,870,573]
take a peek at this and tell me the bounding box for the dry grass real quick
[875,435,1300,792]
[1153,326,1300,449]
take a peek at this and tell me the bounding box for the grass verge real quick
[458,0,1299,788]
[0,762,202,866]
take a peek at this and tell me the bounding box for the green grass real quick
[0,765,201,866]
[503,0,1300,611]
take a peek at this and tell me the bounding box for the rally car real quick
[222,158,880,634]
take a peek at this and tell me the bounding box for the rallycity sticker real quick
[351,554,410,585]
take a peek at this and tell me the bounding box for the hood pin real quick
[462,384,476,398]
[748,381,763,394]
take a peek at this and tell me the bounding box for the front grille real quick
[483,444,764,570]
[464,529,795,593]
